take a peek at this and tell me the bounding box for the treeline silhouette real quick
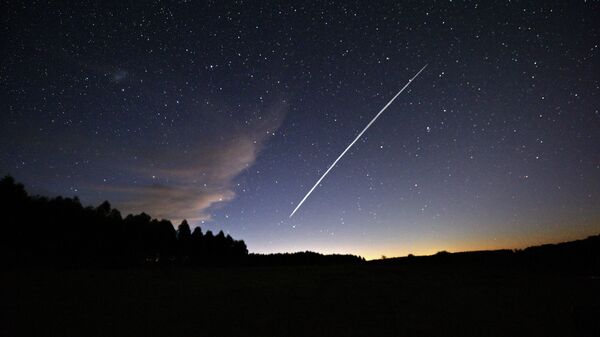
[246,251,364,266]
[0,176,249,268]
[0,176,365,268]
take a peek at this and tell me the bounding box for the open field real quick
[3,263,598,337]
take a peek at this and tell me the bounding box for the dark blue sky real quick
[2,1,599,258]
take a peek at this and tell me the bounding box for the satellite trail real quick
[289,64,428,218]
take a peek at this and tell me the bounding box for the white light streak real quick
[289,64,428,218]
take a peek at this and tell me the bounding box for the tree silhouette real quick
[191,226,204,264]
[177,220,192,262]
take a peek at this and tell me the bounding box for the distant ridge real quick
[371,234,600,274]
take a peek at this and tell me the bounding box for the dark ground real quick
[3,263,599,337]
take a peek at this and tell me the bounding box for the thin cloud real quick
[96,99,288,223]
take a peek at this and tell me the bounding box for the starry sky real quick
[2,1,599,259]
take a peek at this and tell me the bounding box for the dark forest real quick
[0,176,362,268]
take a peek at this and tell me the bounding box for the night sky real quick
[2,1,599,259]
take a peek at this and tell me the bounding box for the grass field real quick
[3,263,599,337]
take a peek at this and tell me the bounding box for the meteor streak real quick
[289,64,428,218]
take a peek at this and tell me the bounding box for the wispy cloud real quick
[97,100,288,223]
[101,184,235,222]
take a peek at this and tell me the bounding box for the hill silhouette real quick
[371,235,600,275]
